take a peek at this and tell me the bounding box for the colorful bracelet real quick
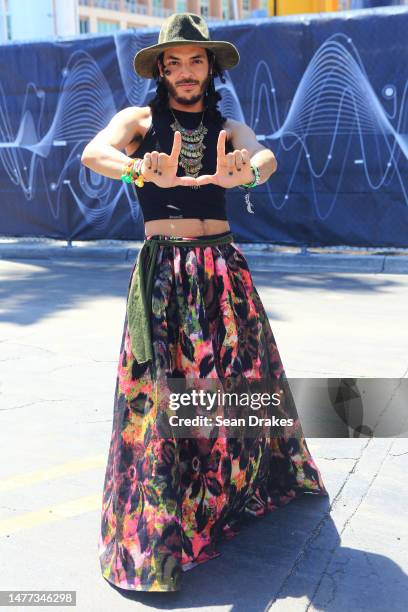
[120,158,145,187]
[240,164,261,188]
[120,161,133,183]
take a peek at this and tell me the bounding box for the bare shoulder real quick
[122,106,151,155]
[87,106,150,153]
[224,118,250,135]
[118,105,150,128]
[107,105,148,125]
[121,105,150,116]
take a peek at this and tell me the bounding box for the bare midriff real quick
[125,107,233,238]
[143,218,230,237]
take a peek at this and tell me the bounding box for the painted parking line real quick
[0,455,106,492]
[0,494,101,537]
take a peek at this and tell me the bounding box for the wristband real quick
[239,164,261,188]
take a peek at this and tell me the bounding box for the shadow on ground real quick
[101,493,408,612]
[0,258,402,328]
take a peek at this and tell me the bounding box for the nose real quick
[174,64,198,81]
[178,70,195,80]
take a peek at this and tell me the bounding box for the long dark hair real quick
[147,48,228,128]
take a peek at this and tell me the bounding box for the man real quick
[81,18,276,234]
[81,12,328,594]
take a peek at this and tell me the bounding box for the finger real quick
[241,149,250,165]
[150,151,159,173]
[157,152,166,176]
[234,151,243,173]
[226,152,235,176]
[217,130,227,163]
[170,130,182,162]
[142,153,153,177]
[144,153,152,171]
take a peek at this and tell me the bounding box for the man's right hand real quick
[139,131,198,188]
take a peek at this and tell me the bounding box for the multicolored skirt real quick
[98,230,328,592]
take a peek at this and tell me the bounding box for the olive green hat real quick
[133,12,240,79]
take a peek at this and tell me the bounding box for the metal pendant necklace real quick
[169,106,207,190]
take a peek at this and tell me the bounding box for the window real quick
[0,0,12,41]
[97,19,120,33]
[222,0,229,19]
[176,0,187,11]
[242,0,250,17]
[6,14,11,39]
[125,0,136,11]
[200,0,209,17]
[95,0,120,9]
[79,18,90,34]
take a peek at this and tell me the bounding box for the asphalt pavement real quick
[0,240,407,612]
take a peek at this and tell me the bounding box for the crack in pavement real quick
[321,457,360,460]
[304,438,395,611]
[264,437,391,611]
[0,398,64,412]
[6,341,58,355]
[317,563,348,608]
[401,364,408,378]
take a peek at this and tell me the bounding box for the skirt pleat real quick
[98,233,328,592]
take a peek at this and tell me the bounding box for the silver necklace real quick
[169,106,207,190]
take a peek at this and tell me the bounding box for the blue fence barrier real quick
[0,6,407,246]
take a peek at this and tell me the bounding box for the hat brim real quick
[133,40,240,79]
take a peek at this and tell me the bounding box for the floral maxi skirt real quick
[98,230,328,592]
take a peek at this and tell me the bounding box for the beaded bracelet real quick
[120,161,132,183]
[120,158,145,187]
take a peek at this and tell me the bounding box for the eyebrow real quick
[165,54,205,60]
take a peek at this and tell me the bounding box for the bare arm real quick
[80,107,145,180]
[80,107,198,189]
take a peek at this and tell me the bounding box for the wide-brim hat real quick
[133,12,240,79]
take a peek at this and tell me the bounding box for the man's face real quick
[158,45,212,107]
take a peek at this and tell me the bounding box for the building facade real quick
[77,0,269,34]
[1,0,407,42]
[0,0,79,42]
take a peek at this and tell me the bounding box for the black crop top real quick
[130,105,233,222]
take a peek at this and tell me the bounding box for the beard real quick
[162,72,212,107]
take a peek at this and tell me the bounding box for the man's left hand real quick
[194,130,254,188]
